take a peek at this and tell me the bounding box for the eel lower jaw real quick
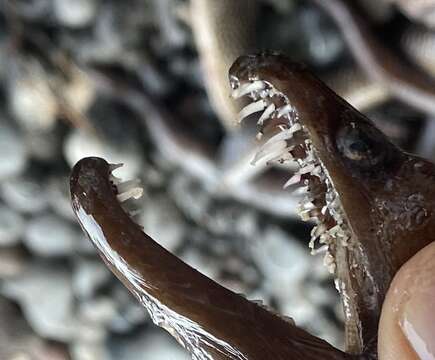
[71,157,353,359]
[230,76,353,275]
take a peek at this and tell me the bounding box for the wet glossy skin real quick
[230,53,435,356]
[71,54,435,359]
[70,157,351,360]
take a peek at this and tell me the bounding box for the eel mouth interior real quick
[230,75,352,274]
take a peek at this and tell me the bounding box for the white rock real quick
[9,60,58,131]
[1,264,77,341]
[0,123,27,180]
[139,196,185,252]
[250,226,310,282]
[24,214,77,256]
[0,205,24,246]
[72,259,111,299]
[0,176,48,213]
[53,0,98,28]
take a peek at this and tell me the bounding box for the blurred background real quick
[1,0,435,359]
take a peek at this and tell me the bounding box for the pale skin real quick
[379,241,435,360]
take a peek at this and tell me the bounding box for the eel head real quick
[69,53,435,359]
[230,52,435,353]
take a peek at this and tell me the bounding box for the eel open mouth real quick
[71,53,435,359]
[229,57,351,275]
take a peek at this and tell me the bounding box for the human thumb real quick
[378,241,435,360]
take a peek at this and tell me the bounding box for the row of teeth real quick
[236,293,296,326]
[109,163,144,220]
[231,78,352,274]
[251,299,295,325]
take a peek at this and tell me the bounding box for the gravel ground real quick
[0,0,432,359]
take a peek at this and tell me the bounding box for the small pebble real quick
[72,259,111,300]
[1,264,77,341]
[24,129,63,162]
[53,0,99,28]
[9,60,58,131]
[0,174,48,214]
[0,205,24,246]
[24,214,77,256]
[0,123,27,180]
[250,226,310,282]
[139,195,185,252]
[0,248,27,278]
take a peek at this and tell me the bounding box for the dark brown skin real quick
[71,54,435,359]
[311,0,435,116]
[70,157,351,360]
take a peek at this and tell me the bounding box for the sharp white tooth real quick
[258,103,276,125]
[289,123,301,133]
[231,81,265,98]
[312,165,323,177]
[300,211,312,221]
[109,163,123,171]
[329,224,341,236]
[117,187,144,202]
[311,245,328,255]
[298,163,315,174]
[252,140,287,165]
[321,205,328,215]
[116,179,141,194]
[320,233,332,244]
[283,173,301,189]
[323,253,336,274]
[293,185,309,195]
[311,224,327,238]
[304,152,316,163]
[302,201,316,210]
[238,100,268,123]
[252,147,289,166]
[260,128,294,150]
[265,150,293,165]
[277,104,293,118]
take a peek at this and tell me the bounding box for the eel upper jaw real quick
[229,54,360,272]
[228,53,418,352]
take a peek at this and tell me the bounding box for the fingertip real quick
[378,241,435,360]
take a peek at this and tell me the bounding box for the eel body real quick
[70,54,435,359]
[190,0,258,131]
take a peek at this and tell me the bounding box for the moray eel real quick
[70,54,435,359]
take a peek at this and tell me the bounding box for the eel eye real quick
[336,123,387,168]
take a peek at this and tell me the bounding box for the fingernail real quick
[400,290,435,359]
